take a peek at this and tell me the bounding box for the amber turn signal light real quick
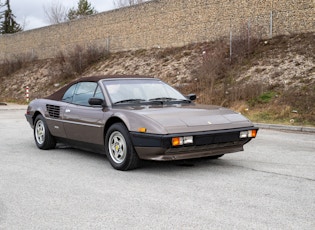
[248,129,257,138]
[172,137,182,147]
[172,136,193,147]
[240,130,257,138]
[138,127,147,133]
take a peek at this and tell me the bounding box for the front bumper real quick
[130,127,258,161]
[25,114,34,128]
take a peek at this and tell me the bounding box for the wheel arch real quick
[104,116,128,142]
[104,118,141,170]
[32,111,43,125]
[33,112,56,150]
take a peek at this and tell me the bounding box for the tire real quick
[105,123,140,171]
[34,114,56,150]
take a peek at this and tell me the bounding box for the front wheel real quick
[105,123,140,171]
[34,115,56,150]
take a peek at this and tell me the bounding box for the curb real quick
[254,123,315,133]
[0,103,27,110]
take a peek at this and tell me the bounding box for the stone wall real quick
[0,0,314,61]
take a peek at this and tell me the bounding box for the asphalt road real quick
[0,105,314,229]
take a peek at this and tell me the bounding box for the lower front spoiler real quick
[135,142,244,161]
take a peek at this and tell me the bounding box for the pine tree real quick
[0,0,22,34]
[67,0,97,21]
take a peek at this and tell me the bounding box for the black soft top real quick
[45,75,154,101]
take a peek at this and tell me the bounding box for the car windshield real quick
[103,79,189,105]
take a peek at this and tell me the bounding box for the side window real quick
[72,82,97,106]
[62,84,77,103]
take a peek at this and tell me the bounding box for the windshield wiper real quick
[149,97,191,104]
[177,99,192,103]
[149,97,177,101]
[113,99,146,105]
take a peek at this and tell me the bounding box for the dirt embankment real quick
[0,33,314,125]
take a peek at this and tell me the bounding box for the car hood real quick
[127,104,253,133]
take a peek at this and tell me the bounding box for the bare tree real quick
[113,0,148,8]
[43,1,67,24]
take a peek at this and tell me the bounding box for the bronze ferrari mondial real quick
[25,75,258,170]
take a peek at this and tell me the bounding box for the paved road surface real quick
[0,105,314,229]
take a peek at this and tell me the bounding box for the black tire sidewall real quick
[105,123,139,170]
[34,115,56,150]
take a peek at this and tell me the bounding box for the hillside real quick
[0,32,314,126]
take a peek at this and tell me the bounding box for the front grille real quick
[194,132,240,145]
[46,104,60,119]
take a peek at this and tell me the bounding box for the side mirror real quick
[186,94,196,101]
[88,98,104,106]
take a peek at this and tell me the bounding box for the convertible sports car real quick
[25,75,258,170]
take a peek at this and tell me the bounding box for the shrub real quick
[247,90,276,106]
[56,44,109,78]
[192,39,229,104]
[230,23,263,64]
[0,52,38,77]
[189,23,264,105]
[280,87,315,123]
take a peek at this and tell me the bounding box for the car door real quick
[62,82,105,145]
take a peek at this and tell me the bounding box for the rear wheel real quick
[34,115,56,150]
[105,123,140,171]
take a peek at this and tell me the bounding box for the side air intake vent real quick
[46,104,60,119]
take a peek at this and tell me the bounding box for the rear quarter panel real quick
[28,99,68,138]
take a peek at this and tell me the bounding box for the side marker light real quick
[138,127,147,133]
